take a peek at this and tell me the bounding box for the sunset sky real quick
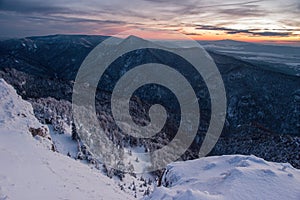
[0,0,299,45]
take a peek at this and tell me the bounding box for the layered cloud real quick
[195,25,298,37]
[0,0,299,43]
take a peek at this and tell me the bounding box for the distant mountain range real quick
[198,39,300,76]
[0,35,108,79]
[1,35,299,79]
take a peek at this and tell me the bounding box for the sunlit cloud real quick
[0,0,299,44]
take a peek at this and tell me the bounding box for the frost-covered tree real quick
[71,122,79,141]
[144,187,150,196]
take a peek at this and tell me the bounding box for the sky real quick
[0,0,299,44]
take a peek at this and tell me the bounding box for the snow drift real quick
[147,155,300,200]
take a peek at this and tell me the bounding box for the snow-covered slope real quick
[147,155,300,200]
[0,79,132,200]
[0,78,48,135]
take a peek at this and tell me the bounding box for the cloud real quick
[219,5,266,17]
[0,0,298,43]
[144,0,264,7]
[139,0,265,20]
[196,25,294,37]
[143,0,176,3]
[26,15,126,25]
[236,31,291,37]
[0,11,129,37]
[0,0,72,14]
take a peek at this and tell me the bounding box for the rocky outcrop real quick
[0,78,55,151]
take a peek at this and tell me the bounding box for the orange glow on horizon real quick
[149,32,299,45]
[94,28,300,46]
[189,34,298,41]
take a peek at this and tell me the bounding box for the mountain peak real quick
[124,35,149,43]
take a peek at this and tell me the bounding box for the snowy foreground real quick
[0,79,131,200]
[147,155,300,200]
[1,78,300,200]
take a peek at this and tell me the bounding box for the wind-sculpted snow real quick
[147,155,300,200]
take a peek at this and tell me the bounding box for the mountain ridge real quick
[0,34,299,170]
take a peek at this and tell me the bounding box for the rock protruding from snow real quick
[0,78,53,149]
[0,78,42,131]
[147,155,300,200]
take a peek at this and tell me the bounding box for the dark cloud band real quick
[196,25,296,37]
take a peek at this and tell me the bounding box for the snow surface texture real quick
[0,78,132,200]
[0,79,40,130]
[147,155,300,200]
[0,78,54,149]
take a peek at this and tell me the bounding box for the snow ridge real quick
[147,155,300,200]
